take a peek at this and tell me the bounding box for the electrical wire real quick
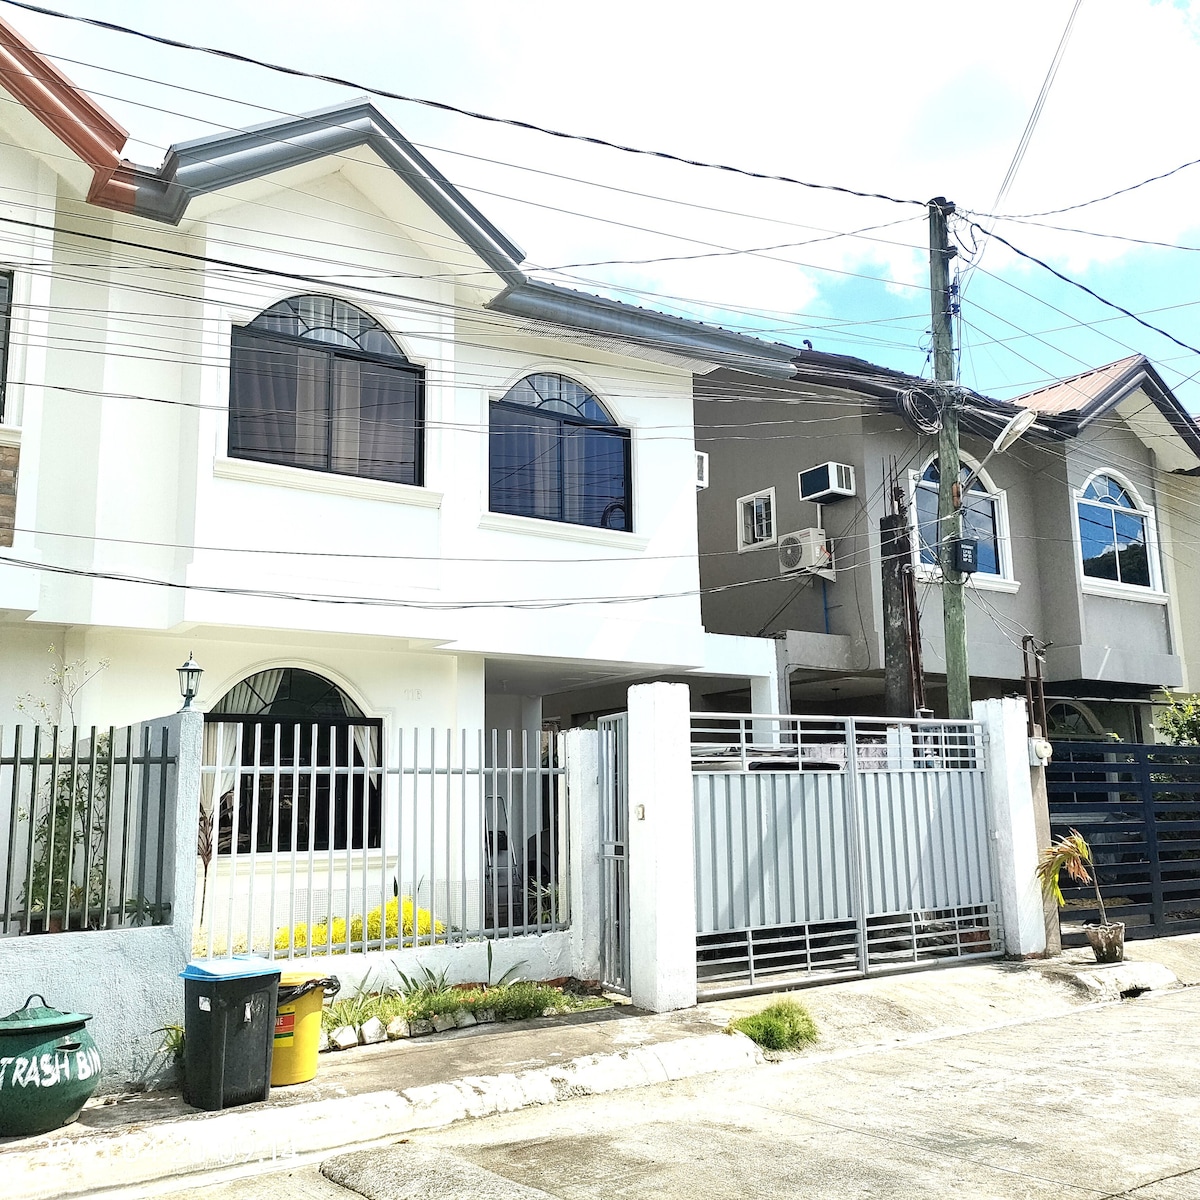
[0,0,928,211]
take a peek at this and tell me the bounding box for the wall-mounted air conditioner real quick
[778,528,834,580]
[695,450,710,490]
[799,461,856,503]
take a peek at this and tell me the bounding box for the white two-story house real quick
[0,14,797,747]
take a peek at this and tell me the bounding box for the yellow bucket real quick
[271,970,338,1086]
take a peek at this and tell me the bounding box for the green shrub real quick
[727,1000,817,1051]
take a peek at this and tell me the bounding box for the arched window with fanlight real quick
[228,295,423,484]
[202,668,381,857]
[913,457,1009,578]
[489,372,632,530]
[1076,472,1157,589]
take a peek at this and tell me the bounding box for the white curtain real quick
[211,669,285,717]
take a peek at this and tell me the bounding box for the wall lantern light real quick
[177,652,203,711]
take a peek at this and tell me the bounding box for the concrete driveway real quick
[144,983,1200,1199]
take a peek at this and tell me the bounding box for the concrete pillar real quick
[565,728,601,983]
[166,709,204,946]
[973,697,1046,958]
[1030,764,1061,955]
[626,682,696,1011]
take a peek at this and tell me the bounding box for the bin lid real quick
[180,958,282,982]
[0,993,92,1033]
[279,967,338,987]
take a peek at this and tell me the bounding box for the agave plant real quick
[1036,828,1109,926]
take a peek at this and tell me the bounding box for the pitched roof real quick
[1014,354,1200,469]
[1015,355,1146,416]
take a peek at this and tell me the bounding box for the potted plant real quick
[1036,828,1124,963]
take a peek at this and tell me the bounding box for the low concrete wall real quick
[0,711,202,1093]
[270,929,578,996]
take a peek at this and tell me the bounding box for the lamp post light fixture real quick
[177,652,203,711]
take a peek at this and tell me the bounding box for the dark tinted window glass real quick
[1078,502,1119,581]
[229,334,328,471]
[1115,510,1149,587]
[331,357,420,483]
[489,378,631,531]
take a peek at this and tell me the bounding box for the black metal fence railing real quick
[1048,740,1200,941]
[0,723,177,936]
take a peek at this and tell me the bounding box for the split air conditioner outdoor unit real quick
[778,528,834,580]
[799,461,856,503]
[695,450,710,490]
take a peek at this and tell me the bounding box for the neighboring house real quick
[695,350,1200,739]
[0,13,800,750]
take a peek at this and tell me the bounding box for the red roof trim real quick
[0,14,131,208]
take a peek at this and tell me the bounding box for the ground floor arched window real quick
[203,667,382,856]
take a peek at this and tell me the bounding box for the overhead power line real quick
[0,0,926,210]
[970,224,1200,362]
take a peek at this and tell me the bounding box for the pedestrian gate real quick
[598,713,630,994]
[692,714,1001,993]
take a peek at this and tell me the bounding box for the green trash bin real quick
[0,994,102,1136]
[180,959,280,1112]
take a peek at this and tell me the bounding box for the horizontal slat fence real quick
[1,723,176,936]
[1048,740,1200,940]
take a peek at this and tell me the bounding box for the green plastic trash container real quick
[180,959,280,1111]
[0,994,102,1136]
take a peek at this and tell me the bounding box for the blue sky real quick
[3,0,1199,408]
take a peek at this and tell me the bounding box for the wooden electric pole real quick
[928,197,971,719]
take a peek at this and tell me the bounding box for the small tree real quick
[1036,828,1108,926]
[1155,692,1200,746]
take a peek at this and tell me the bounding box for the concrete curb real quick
[7,1032,763,1200]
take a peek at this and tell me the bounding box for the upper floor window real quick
[229,295,423,485]
[736,488,776,551]
[0,270,12,422]
[914,457,1007,577]
[1077,473,1154,589]
[489,373,631,530]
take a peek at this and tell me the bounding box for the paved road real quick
[132,986,1200,1199]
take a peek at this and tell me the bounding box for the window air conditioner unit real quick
[778,528,834,580]
[799,461,856,503]
[695,450,710,490]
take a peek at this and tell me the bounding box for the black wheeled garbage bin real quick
[180,958,280,1111]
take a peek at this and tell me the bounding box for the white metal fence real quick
[692,713,1000,991]
[1,723,177,936]
[196,723,568,959]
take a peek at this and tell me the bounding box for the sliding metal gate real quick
[598,713,630,994]
[692,714,1001,993]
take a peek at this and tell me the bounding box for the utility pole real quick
[880,460,924,717]
[928,197,971,719]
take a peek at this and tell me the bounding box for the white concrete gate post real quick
[626,682,697,1011]
[973,697,1047,958]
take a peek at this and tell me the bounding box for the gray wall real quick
[695,370,1181,697]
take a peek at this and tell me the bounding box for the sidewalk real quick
[5,934,1197,1200]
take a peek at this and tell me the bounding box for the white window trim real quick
[478,510,649,549]
[909,458,1016,586]
[214,455,443,508]
[1072,468,1164,597]
[736,487,777,552]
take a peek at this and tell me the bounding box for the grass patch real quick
[727,1000,817,1051]
[320,972,609,1034]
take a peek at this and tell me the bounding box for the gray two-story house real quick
[695,350,1200,740]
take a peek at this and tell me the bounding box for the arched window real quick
[1076,473,1154,589]
[205,668,381,856]
[489,373,632,530]
[228,295,423,485]
[913,458,1006,577]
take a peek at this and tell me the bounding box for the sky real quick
[3,0,1200,408]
